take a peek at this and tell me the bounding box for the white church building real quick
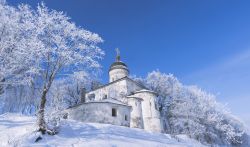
[66,49,163,133]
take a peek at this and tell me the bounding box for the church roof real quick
[109,61,129,72]
[109,48,129,72]
[127,89,158,98]
[98,98,127,105]
[134,89,158,95]
[86,76,148,93]
[126,96,144,101]
[68,98,131,109]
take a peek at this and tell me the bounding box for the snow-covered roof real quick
[109,61,129,72]
[84,99,130,107]
[98,98,127,105]
[86,76,148,93]
[126,96,143,101]
[69,98,130,109]
[133,89,158,96]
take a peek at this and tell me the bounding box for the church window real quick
[112,108,117,117]
[88,94,95,101]
[155,101,159,110]
[103,94,107,99]
[125,115,128,121]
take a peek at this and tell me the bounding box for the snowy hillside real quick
[0,113,206,147]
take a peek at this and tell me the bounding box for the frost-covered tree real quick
[0,1,43,115]
[0,1,43,86]
[0,82,39,114]
[48,71,97,110]
[0,1,104,134]
[32,4,104,134]
[135,70,249,146]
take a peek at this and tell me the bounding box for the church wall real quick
[132,91,163,133]
[107,80,128,102]
[127,97,143,129]
[66,102,131,127]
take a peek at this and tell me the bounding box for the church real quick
[65,49,163,133]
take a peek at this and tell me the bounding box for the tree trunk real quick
[37,68,57,134]
[0,78,5,95]
[38,88,48,134]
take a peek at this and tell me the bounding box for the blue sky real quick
[8,0,250,121]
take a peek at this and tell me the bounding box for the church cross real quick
[116,48,120,61]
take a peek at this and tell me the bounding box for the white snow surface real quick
[0,113,207,147]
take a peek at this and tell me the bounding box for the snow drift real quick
[0,113,206,147]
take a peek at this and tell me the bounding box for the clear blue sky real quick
[8,0,250,121]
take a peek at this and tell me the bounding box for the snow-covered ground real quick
[0,113,206,147]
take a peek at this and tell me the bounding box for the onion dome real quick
[109,48,129,72]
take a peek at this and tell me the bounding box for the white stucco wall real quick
[127,97,143,129]
[132,91,163,133]
[67,102,131,127]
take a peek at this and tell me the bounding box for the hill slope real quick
[0,113,206,147]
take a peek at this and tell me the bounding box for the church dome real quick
[109,48,129,82]
[109,61,129,71]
